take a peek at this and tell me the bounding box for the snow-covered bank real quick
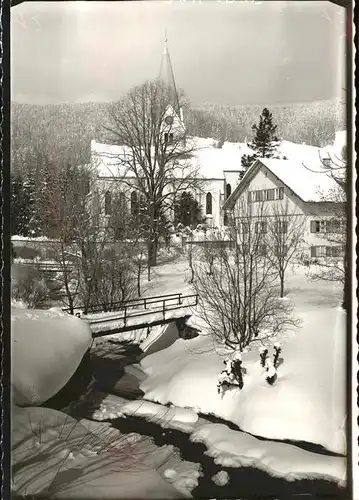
[140,307,346,455]
[121,400,199,434]
[190,424,346,485]
[11,305,92,405]
[83,391,345,486]
[12,406,196,499]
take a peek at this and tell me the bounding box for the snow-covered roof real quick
[91,140,136,177]
[258,159,340,202]
[92,137,257,180]
[91,135,344,186]
[189,137,250,178]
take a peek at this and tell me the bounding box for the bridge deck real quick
[63,292,198,337]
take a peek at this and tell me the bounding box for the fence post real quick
[124,307,127,326]
[178,293,182,305]
[144,298,147,309]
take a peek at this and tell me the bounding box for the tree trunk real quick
[342,257,349,310]
[137,262,142,296]
[280,274,284,298]
[147,238,157,267]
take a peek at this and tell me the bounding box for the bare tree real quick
[99,80,200,267]
[191,200,298,351]
[303,135,348,308]
[39,158,89,313]
[39,154,138,314]
[265,200,306,297]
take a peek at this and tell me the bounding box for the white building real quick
[222,151,346,259]
[89,40,346,237]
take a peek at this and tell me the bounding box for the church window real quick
[226,183,232,199]
[131,191,138,216]
[104,191,112,215]
[164,132,174,144]
[206,192,212,215]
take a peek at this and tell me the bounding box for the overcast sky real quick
[11,1,345,106]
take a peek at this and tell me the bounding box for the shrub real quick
[13,245,41,260]
[12,264,50,308]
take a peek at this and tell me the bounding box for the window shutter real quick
[310,246,316,257]
[310,221,316,233]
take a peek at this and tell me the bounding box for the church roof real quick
[159,38,181,116]
[91,136,339,184]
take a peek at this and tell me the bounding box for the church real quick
[89,40,345,234]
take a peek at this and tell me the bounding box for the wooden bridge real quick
[63,292,198,337]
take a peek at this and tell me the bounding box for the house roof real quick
[223,157,342,210]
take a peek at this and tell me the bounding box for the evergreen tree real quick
[10,174,32,236]
[240,108,280,177]
[27,172,43,237]
[173,191,205,228]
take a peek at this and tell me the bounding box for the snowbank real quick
[191,423,346,485]
[121,400,199,433]
[12,307,92,405]
[140,322,180,354]
[12,235,59,242]
[12,406,187,499]
[140,307,346,454]
[88,393,199,434]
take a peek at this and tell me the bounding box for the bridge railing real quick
[63,292,198,318]
[86,293,198,327]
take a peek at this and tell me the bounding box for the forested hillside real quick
[11,99,343,177]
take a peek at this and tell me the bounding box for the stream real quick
[44,339,346,499]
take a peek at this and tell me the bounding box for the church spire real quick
[159,32,181,115]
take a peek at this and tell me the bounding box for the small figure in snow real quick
[217,358,233,394]
[217,354,245,394]
[264,357,277,385]
[259,346,268,367]
[273,342,282,368]
[231,351,244,389]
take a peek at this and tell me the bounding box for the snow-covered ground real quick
[11,304,92,405]
[12,405,199,498]
[85,392,345,485]
[139,306,345,454]
[129,258,346,461]
[190,423,346,485]
[11,254,347,491]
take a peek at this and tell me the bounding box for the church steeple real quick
[159,32,181,115]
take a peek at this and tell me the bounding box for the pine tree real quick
[240,108,280,178]
[173,192,205,228]
[27,172,43,237]
[10,174,32,236]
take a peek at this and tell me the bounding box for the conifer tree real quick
[173,191,205,228]
[240,108,280,177]
[27,172,43,237]
[10,174,32,236]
